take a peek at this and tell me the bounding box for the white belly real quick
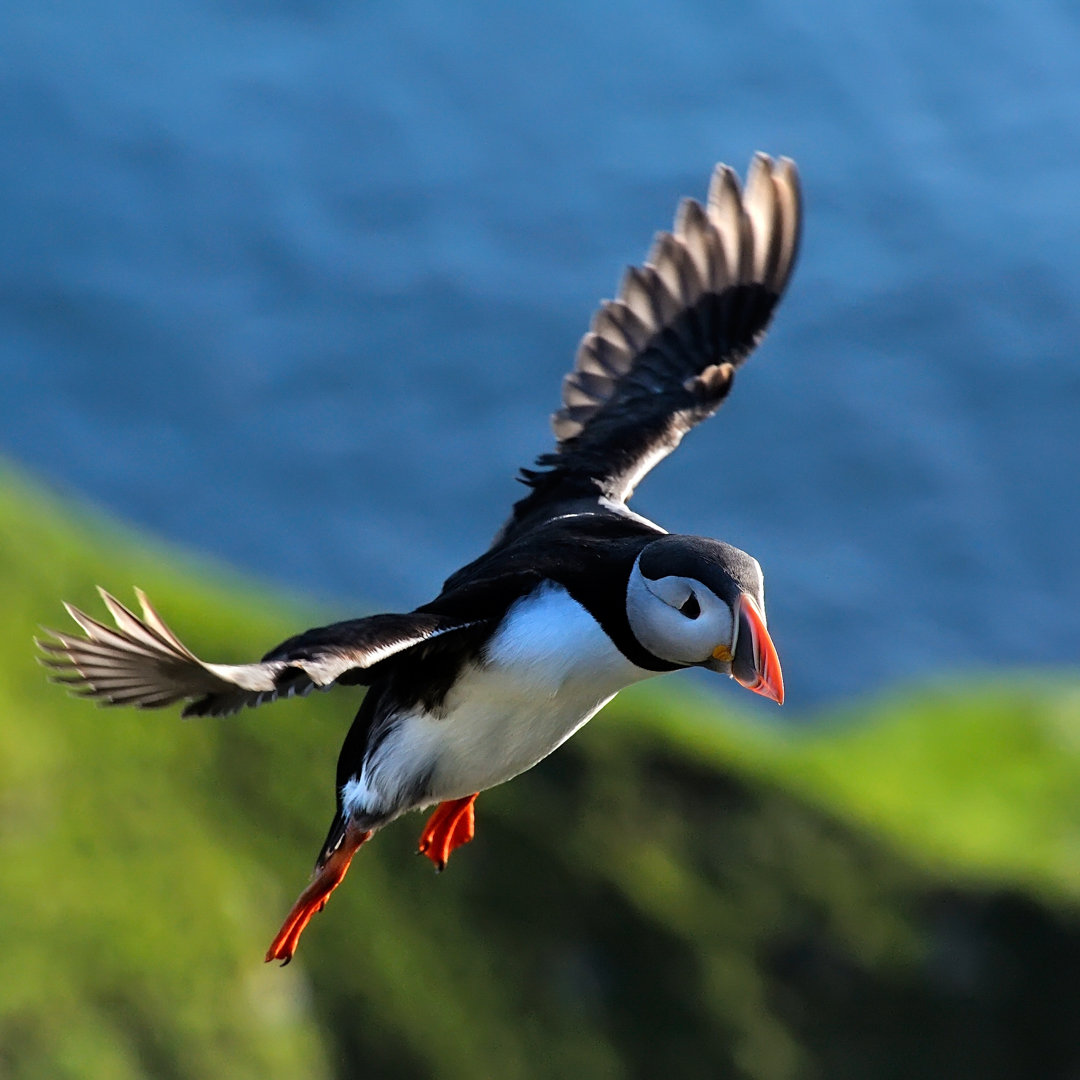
[342,583,656,819]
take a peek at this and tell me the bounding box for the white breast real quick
[342,582,655,821]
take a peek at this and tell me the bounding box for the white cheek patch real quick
[644,574,695,610]
[626,559,734,665]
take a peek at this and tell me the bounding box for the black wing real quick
[37,587,481,717]
[510,154,801,528]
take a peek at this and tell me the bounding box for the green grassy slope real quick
[3,462,1078,1080]
[622,676,1080,907]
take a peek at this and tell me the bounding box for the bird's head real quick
[625,535,784,704]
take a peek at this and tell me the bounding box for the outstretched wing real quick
[37,587,479,718]
[515,153,801,520]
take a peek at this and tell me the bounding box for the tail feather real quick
[315,810,350,872]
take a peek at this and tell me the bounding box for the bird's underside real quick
[38,154,802,965]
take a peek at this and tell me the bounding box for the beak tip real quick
[765,659,785,706]
[733,593,785,706]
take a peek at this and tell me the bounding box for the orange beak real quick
[731,593,784,705]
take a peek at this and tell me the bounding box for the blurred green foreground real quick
[1,462,1078,1080]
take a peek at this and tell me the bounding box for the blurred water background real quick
[3,0,1078,707]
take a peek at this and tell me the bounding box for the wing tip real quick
[38,588,211,709]
[550,152,801,448]
[507,153,802,522]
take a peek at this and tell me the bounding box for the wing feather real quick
[37,587,479,718]
[513,154,801,518]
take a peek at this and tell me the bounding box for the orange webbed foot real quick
[265,824,371,965]
[417,794,478,872]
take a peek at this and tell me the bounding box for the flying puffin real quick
[39,154,800,965]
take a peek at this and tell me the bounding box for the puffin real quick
[39,153,800,965]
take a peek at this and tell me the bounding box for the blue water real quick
[3,1,1079,707]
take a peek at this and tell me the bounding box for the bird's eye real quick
[679,593,701,619]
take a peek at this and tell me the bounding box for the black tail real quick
[315,810,349,872]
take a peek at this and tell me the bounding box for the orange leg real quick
[417,793,478,872]
[265,824,372,966]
